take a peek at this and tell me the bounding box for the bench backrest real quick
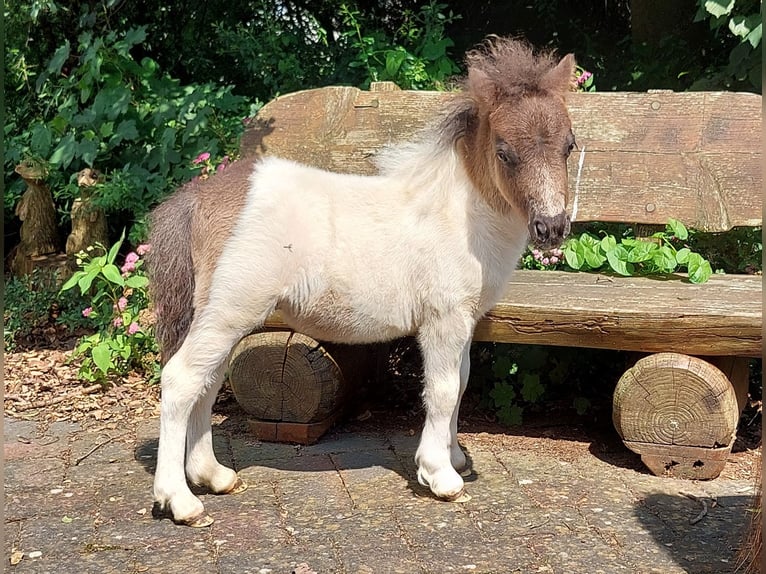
[242,83,762,231]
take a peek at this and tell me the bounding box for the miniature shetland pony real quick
[148,37,577,526]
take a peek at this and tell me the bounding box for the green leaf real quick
[498,404,523,426]
[563,242,585,269]
[125,275,149,288]
[746,22,763,48]
[653,245,678,273]
[77,268,100,293]
[490,381,516,406]
[600,235,617,252]
[704,0,735,18]
[626,241,657,263]
[92,342,112,374]
[666,218,688,240]
[687,253,713,283]
[60,271,84,292]
[77,138,99,166]
[520,373,545,403]
[115,120,139,141]
[492,355,516,379]
[101,264,125,285]
[385,50,406,77]
[47,41,71,74]
[107,231,125,264]
[583,246,607,268]
[675,247,691,264]
[30,123,53,156]
[49,133,76,168]
[606,245,635,276]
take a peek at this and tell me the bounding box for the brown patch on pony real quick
[147,156,258,362]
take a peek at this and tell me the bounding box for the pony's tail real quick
[146,189,197,364]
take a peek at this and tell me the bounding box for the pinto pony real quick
[148,38,577,527]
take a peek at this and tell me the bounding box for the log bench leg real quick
[612,352,744,480]
[227,331,379,444]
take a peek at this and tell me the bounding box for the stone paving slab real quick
[4,415,755,573]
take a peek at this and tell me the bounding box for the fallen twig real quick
[74,435,116,466]
[13,384,102,412]
[680,491,708,524]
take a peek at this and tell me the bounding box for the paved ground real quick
[4,411,758,574]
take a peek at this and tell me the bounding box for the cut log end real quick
[228,331,347,424]
[613,352,741,479]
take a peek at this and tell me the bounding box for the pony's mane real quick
[435,37,573,146]
[464,36,565,99]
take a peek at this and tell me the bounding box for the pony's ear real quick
[467,67,503,110]
[541,53,577,94]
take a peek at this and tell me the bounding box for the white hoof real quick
[417,466,466,501]
[153,488,210,527]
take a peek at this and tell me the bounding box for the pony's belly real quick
[279,307,415,345]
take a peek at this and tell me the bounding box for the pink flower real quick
[550,256,559,264]
[136,244,151,256]
[117,297,128,311]
[82,307,93,317]
[127,322,140,335]
[113,317,123,328]
[192,152,211,165]
[576,71,593,85]
[121,261,135,274]
[542,257,550,265]
[125,252,139,265]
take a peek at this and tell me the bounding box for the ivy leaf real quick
[115,119,139,142]
[492,355,516,379]
[77,138,99,166]
[600,235,617,252]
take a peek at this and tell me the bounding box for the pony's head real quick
[461,38,576,249]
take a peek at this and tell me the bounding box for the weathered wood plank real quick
[472,271,762,357]
[242,87,762,231]
[264,271,761,357]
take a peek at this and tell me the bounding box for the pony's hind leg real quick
[153,295,275,526]
[415,312,475,501]
[184,361,246,495]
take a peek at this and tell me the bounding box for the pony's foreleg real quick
[449,342,471,474]
[415,313,474,501]
[184,362,246,495]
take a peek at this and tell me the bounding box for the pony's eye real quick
[565,134,577,157]
[496,146,517,166]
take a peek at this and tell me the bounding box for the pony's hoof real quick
[180,512,215,528]
[443,489,472,503]
[223,476,248,495]
[457,466,473,478]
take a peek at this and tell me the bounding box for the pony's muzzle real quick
[529,213,571,249]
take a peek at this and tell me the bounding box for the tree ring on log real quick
[228,331,346,424]
[612,352,740,479]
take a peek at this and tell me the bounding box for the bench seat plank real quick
[473,270,761,357]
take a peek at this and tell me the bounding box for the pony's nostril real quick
[533,219,549,241]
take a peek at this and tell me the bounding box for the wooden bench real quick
[227,83,762,479]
